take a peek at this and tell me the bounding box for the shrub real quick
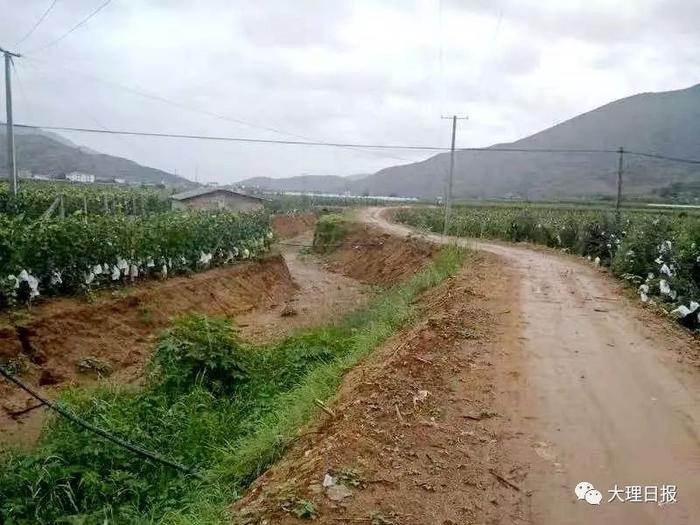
[149,314,250,395]
[312,213,349,252]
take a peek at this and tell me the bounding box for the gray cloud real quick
[0,0,698,183]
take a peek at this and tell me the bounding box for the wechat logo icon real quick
[575,481,602,505]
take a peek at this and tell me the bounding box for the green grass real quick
[0,245,466,525]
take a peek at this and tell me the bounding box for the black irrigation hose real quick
[0,365,204,480]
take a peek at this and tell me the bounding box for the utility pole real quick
[1,46,20,196]
[441,114,468,236]
[616,146,624,221]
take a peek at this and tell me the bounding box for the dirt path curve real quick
[361,207,700,525]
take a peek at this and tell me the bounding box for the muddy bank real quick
[0,256,297,447]
[237,231,368,344]
[233,251,528,524]
[0,221,440,449]
[272,213,317,239]
[240,223,439,343]
[324,224,438,286]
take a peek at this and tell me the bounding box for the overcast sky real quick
[1,0,699,183]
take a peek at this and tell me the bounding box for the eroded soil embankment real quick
[0,223,441,448]
[234,250,528,524]
[323,224,438,286]
[0,256,297,446]
[272,213,317,239]
[239,224,438,343]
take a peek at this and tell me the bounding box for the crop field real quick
[0,211,272,306]
[0,182,273,307]
[0,181,171,218]
[395,205,700,311]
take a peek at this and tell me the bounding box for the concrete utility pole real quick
[616,146,624,220]
[1,46,20,196]
[441,114,468,236]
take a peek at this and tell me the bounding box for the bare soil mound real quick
[233,252,528,524]
[272,213,317,239]
[0,256,297,446]
[324,225,438,286]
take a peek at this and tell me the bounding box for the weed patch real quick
[312,213,350,252]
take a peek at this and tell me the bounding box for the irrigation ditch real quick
[0,212,469,524]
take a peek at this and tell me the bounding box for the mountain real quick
[343,173,370,181]
[241,84,700,200]
[12,126,99,154]
[0,128,189,186]
[352,84,700,199]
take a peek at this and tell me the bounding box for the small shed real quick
[171,187,266,212]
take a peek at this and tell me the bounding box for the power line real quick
[8,122,700,166]
[0,365,204,480]
[11,123,451,150]
[624,150,700,166]
[15,0,59,47]
[26,0,112,54]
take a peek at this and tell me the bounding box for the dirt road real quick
[361,207,700,524]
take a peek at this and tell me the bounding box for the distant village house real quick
[170,187,266,212]
[66,171,96,183]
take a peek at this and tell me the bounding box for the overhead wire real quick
[14,0,59,47]
[9,123,453,150]
[26,0,112,54]
[8,122,700,166]
[20,55,414,163]
[624,150,700,166]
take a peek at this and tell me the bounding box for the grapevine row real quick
[0,210,272,306]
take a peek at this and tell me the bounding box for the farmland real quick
[0,182,274,307]
[2,202,700,523]
[395,205,700,311]
[0,181,171,218]
[0,211,271,306]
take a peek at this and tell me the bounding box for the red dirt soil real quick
[272,213,317,239]
[324,224,438,286]
[238,224,440,342]
[0,256,297,447]
[233,251,528,525]
[237,232,368,344]
[0,223,439,448]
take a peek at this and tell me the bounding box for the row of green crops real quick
[0,181,171,218]
[0,246,466,524]
[0,210,272,306]
[395,205,700,311]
